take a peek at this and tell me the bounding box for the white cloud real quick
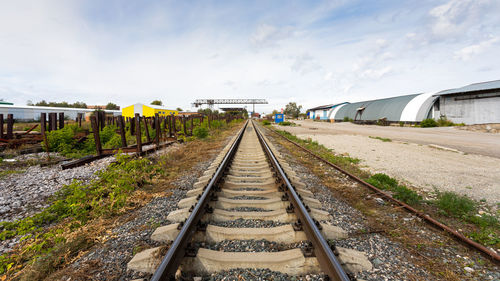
[454,36,499,61]
[250,23,294,48]
[0,1,500,114]
[428,0,494,40]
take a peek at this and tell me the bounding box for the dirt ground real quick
[276,120,500,206]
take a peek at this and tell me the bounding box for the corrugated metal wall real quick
[334,94,419,122]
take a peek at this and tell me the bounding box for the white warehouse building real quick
[0,104,121,121]
[308,80,500,125]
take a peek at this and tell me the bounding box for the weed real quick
[369,136,392,142]
[435,191,476,218]
[399,121,405,127]
[193,127,209,139]
[0,169,25,179]
[262,120,271,126]
[420,118,438,127]
[343,116,353,122]
[278,121,294,126]
[366,173,421,205]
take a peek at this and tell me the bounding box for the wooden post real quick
[99,111,105,130]
[59,112,64,129]
[0,114,3,139]
[190,116,194,136]
[168,116,173,137]
[90,116,102,156]
[78,113,82,127]
[130,116,135,135]
[208,114,211,129]
[172,116,177,135]
[183,116,187,135]
[48,113,53,131]
[40,113,46,137]
[119,116,127,148]
[155,114,160,147]
[135,114,142,154]
[6,114,13,139]
[143,117,151,142]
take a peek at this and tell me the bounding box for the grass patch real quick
[369,136,392,142]
[0,153,163,277]
[274,129,364,177]
[434,191,499,246]
[366,173,422,205]
[262,120,271,126]
[0,169,25,179]
[421,117,465,128]
[0,121,244,280]
[278,121,294,126]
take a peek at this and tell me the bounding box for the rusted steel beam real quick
[6,114,13,139]
[0,114,4,139]
[130,116,135,135]
[119,116,127,148]
[269,127,500,264]
[90,116,102,156]
[59,112,64,129]
[155,114,160,147]
[21,124,38,135]
[143,116,151,142]
[40,113,46,136]
[135,114,142,154]
[61,154,108,170]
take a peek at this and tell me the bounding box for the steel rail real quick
[151,121,248,281]
[253,121,350,281]
[268,126,500,264]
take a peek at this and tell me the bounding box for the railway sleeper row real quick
[127,122,373,280]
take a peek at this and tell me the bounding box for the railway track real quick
[128,120,371,280]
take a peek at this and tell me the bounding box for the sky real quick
[1,0,499,113]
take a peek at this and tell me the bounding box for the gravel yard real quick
[0,154,115,222]
[277,122,500,206]
[265,128,500,281]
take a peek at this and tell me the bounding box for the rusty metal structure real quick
[193,99,267,114]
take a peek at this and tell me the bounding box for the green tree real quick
[105,102,120,110]
[284,102,302,118]
[151,100,163,106]
[176,107,183,111]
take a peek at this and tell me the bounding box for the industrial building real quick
[0,104,120,121]
[432,80,500,124]
[307,80,500,125]
[308,103,348,120]
[121,103,178,118]
[332,93,437,123]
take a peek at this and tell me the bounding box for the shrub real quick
[343,116,353,122]
[279,121,293,126]
[366,173,398,189]
[262,120,271,126]
[399,121,405,127]
[420,118,437,127]
[435,191,476,218]
[437,116,455,127]
[366,173,421,204]
[193,127,209,139]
